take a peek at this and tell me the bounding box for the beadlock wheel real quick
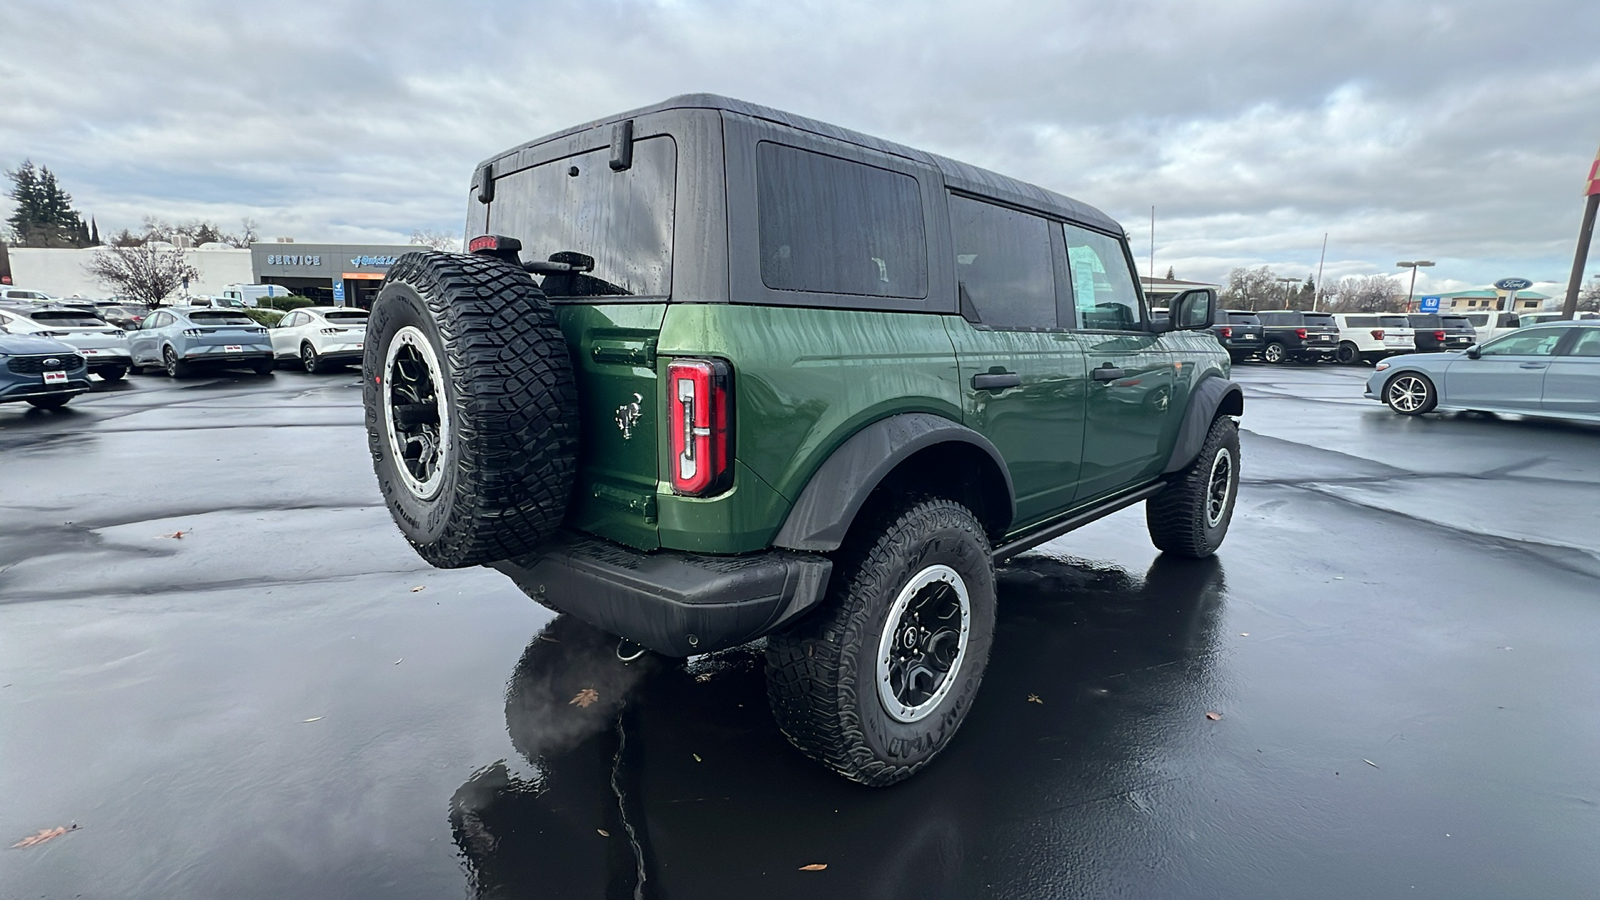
[875,564,971,724]
[382,325,452,500]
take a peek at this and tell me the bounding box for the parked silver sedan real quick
[1365,322,1600,422]
[128,307,274,378]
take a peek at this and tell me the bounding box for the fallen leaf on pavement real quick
[799,863,828,871]
[159,530,187,539]
[410,585,426,593]
[1205,711,1222,721]
[1027,694,1042,704]
[596,829,610,837]
[303,717,323,723]
[11,824,78,849]
[570,688,599,708]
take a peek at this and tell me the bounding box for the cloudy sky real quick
[3,0,1598,296]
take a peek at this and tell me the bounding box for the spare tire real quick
[363,251,578,568]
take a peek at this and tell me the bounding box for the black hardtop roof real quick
[485,93,1122,235]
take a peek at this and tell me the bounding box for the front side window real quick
[1062,223,1141,330]
[757,142,927,299]
[948,195,1055,329]
[488,135,677,300]
[1478,329,1563,356]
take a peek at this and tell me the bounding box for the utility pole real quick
[1561,143,1600,320]
[1149,206,1156,287]
[1314,233,1328,311]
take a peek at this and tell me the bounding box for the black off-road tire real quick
[363,251,578,569]
[252,359,275,377]
[765,497,996,787]
[1146,416,1241,558]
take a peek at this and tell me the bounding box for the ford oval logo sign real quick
[1494,277,1533,291]
[43,357,60,366]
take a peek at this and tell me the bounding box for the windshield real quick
[324,311,368,322]
[28,311,106,327]
[189,312,256,326]
[486,135,676,301]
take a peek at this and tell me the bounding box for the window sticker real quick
[1068,245,1102,312]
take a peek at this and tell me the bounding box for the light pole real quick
[1275,276,1300,308]
[1397,261,1434,311]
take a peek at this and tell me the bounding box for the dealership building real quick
[250,243,422,308]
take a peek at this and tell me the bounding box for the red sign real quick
[1588,143,1600,197]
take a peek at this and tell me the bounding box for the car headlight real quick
[1374,362,1390,372]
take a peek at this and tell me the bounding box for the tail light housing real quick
[1296,327,1308,339]
[667,358,733,496]
[1217,326,1233,338]
[1433,330,1446,341]
[1370,329,1385,340]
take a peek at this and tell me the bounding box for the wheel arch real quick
[772,412,1015,552]
[1162,376,1244,474]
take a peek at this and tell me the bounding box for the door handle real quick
[972,371,1021,391]
[1092,364,1126,382]
[1519,363,1548,369]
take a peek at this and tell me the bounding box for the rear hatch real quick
[21,309,129,357]
[1379,314,1414,349]
[320,309,368,338]
[185,311,270,350]
[1440,315,1477,349]
[1300,312,1339,349]
[1222,312,1262,345]
[479,130,680,550]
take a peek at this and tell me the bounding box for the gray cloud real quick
[2,0,1597,293]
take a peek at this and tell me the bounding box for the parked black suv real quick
[1256,310,1339,363]
[1214,310,1265,362]
[1407,314,1477,352]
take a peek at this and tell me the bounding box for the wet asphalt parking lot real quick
[2,362,1598,900]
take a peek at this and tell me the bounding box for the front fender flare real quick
[1163,376,1244,474]
[773,412,1015,553]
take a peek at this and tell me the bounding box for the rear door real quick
[1062,221,1173,502]
[1444,327,1565,410]
[943,194,1088,528]
[1542,327,1600,416]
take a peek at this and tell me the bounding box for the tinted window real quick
[324,310,367,322]
[1408,314,1441,327]
[190,312,255,326]
[1303,313,1335,327]
[489,135,676,300]
[1227,313,1260,325]
[1379,316,1409,328]
[948,195,1055,329]
[1062,223,1141,330]
[1260,312,1296,326]
[1463,314,1489,327]
[1479,329,1563,356]
[757,143,927,299]
[1442,316,1471,329]
[28,311,104,327]
[1343,315,1379,328]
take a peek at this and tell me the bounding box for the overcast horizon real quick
[3,0,1598,298]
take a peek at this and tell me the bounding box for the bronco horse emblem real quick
[615,392,643,440]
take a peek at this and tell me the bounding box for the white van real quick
[217,283,298,308]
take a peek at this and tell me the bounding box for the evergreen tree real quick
[90,216,100,246]
[5,159,87,247]
[1165,266,1176,280]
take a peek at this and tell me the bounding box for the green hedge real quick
[242,308,286,327]
[260,295,316,311]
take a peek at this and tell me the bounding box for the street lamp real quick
[1274,276,1300,308]
[1397,261,1435,311]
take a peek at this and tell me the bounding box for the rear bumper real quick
[183,348,273,362]
[492,531,833,657]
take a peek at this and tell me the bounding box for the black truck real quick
[1214,310,1265,362]
[1255,310,1339,363]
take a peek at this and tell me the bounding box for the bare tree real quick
[85,244,199,308]
[1579,275,1600,313]
[232,218,260,248]
[1222,266,1282,311]
[410,228,461,252]
[1327,275,1403,313]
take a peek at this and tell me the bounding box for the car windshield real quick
[324,311,368,322]
[189,312,256,326]
[27,311,107,327]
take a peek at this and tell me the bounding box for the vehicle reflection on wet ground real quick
[3,366,1599,899]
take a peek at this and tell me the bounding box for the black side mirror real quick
[1169,289,1216,331]
[1465,346,1481,359]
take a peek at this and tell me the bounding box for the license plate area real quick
[224,344,243,353]
[43,371,67,384]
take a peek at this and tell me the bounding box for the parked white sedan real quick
[270,307,368,373]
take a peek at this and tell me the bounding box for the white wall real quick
[7,247,253,299]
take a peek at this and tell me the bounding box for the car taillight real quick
[1371,329,1384,340]
[1434,330,1446,341]
[1296,328,1308,339]
[183,328,203,337]
[667,358,733,497]
[1218,326,1233,338]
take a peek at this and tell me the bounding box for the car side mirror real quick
[1169,289,1216,331]
[1465,346,1481,359]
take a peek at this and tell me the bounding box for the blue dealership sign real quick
[333,280,346,306]
[1419,295,1440,313]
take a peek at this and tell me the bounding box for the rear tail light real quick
[321,327,341,334]
[1296,328,1308,339]
[1434,330,1446,341]
[667,358,733,496]
[1218,326,1233,338]
[1371,330,1385,340]
[183,328,203,337]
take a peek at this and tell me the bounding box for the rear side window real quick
[29,311,104,327]
[1567,329,1600,357]
[488,135,676,300]
[757,143,927,299]
[948,195,1055,329]
[1344,315,1379,328]
[190,312,255,325]
[1062,223,1141,330]
[1227,313,1260,325]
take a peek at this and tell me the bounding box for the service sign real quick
[1493,277,1533,292]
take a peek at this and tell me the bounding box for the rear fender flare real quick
[773,413,1015,552]
[1163,376,1244,474]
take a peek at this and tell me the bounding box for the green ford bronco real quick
[363,95,1242,786]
